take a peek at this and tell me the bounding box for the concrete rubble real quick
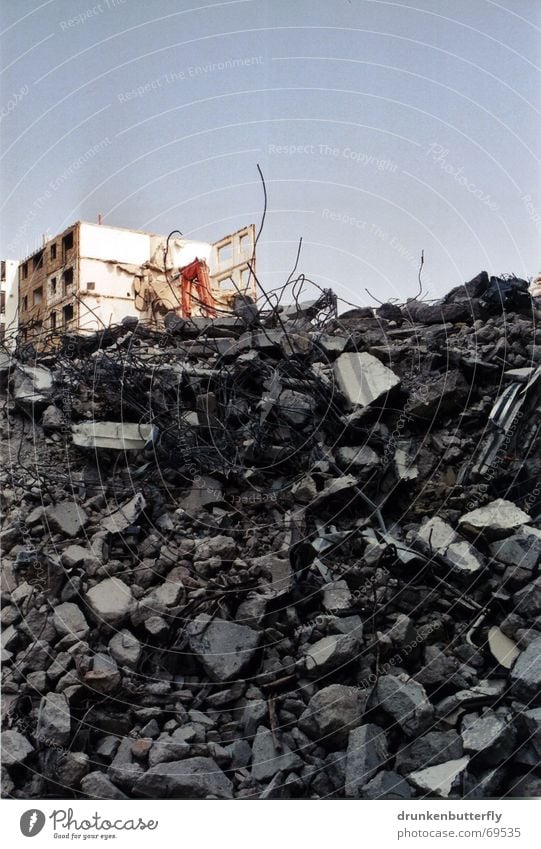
[1,270,541,799]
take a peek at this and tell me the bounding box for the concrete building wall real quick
[18,222,79,337]
[79,222,151,265]
[1,259,19,347]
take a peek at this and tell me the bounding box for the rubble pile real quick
[1,271,541,800]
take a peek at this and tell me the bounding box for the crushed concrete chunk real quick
[345,723,388,798]
[187,614,260,682]
[459,499,531,540]
[85,577,133,627]
[334,352,400,408]
[408,756,470,798]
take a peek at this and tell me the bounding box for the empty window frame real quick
[62,231,74,260]
[62,267,74,295]
[62,304,74,327]
[217,241,233,264]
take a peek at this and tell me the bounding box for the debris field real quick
[1,270,541,800]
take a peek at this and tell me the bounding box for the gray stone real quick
[132,579,184,626]
[345,723,388,798]
[407,370,468,420]
[387,614,416,646]
[83,653,120,694]
[290,475,317,503]
[322,580,353,613]
[42,404,65,430]
[361,769,413,799]
[55,752,89,787]
[241,700,268,740]
[101,492,146,534]
[395,731,463,774]
[85,577,133,627]
[459,499,531,540]
[334,352,400,409]
[514,577,541,618]
[335,445,380,471]
[304,633,359,676]
[461,710,516,765]
[298,684,369,748]
[489,534,539,572]
[236,593,269,629]
[134,757,233,799]
[251,725,303,782]
[1,730,34,765]
[37,693,71,746]
[193,535,238,563]
[408,756,470,798]
[109,630,141,669]
[45,501,88,538]
[519,707,541,759]
[436,679,507,717]
[148,738,191,767]
[463,767,504,799]
[61,545,101,571]
[144,615,168,637]
[509,636,541,704]
[416,516,483,574]
[80,771,128,800]
[53,602,89,639]
[507,774,541,798]
[12,364,53,410]
[375,674,434,736]
[278,389,315,427]
[187,614,260,682]
[228,739,252,769]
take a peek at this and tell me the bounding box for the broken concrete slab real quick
[334,352,400,409]
[322,580,354,613]
[37,693,71,746]
[509,636,541,704]
[461,709,516,765]
[459,499,531,541]
[415,516,484,574]
[251,725,303,782]
[375,675,434,736]
[335,445,380,472]
[361,769,413,799]
[101,492,146,534]
[186,614,261,682]
[52,602,89,639]
[71,421,155,450]
[407,756,470,798]
[304,633,359,676]
[1,730,34,765]
[80,772,129,800]
[134,757,233,799]
[109,629,142,670]
[85,577,133,627]
[298,684,369,748]
[344,723,388,798]
[395,731,463,775]
[45,501,88,538]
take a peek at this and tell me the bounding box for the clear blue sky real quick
[1,0,540,306]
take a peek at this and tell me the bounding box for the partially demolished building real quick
[17,221,256,342]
